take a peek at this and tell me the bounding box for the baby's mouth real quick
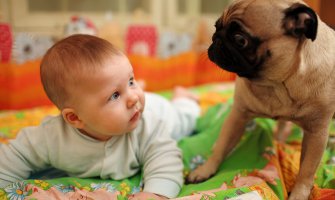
[130,111,140,122]
[130,102,143,122]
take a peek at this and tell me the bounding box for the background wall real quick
[0,0,231,38]
[1,0,334,37]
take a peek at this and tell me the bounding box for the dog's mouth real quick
[208,41,259,78]
[208,20,266,79]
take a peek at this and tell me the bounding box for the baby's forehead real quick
[103,53,133,70]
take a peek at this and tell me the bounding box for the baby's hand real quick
[128,192,168,200]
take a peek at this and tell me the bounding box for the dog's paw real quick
[187,161,218,183]
[288,183,313,200]
[288,192,310,200]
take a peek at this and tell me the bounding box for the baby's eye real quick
[110,92,120,101]
[129,77,135,87]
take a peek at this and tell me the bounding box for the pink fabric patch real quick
[0,23,12,63]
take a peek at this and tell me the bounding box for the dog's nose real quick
[213,38,222,46]
[212,32,218,42]
[212,32,223,45]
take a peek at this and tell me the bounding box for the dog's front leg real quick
[288,124,329,200]
[187,104,250,183]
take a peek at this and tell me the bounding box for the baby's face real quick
[71,54,145,140]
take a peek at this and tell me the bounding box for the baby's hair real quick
[40,34,122,109]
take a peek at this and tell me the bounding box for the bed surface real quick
[0,83,334,200]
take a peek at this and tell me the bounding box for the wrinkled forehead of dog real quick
[218,0,317,41]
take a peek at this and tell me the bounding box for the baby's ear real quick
[61,108,84,129]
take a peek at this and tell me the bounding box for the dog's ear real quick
[283,3,318,41]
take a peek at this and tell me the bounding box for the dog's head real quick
[208,0,318,80]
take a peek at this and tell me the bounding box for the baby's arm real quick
[138,113,184,198]
[0,127,49,187]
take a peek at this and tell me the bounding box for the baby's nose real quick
[127,93,139,108]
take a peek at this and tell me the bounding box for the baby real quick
[0,34,200,199]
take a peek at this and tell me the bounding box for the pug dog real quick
[187,0,335,199]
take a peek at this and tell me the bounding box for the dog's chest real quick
[242,83,302,120]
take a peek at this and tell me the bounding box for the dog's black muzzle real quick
[208,21,264,79]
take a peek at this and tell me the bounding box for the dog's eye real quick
[233,33,248,49]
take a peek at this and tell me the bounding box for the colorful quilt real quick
[0,83,334,200]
